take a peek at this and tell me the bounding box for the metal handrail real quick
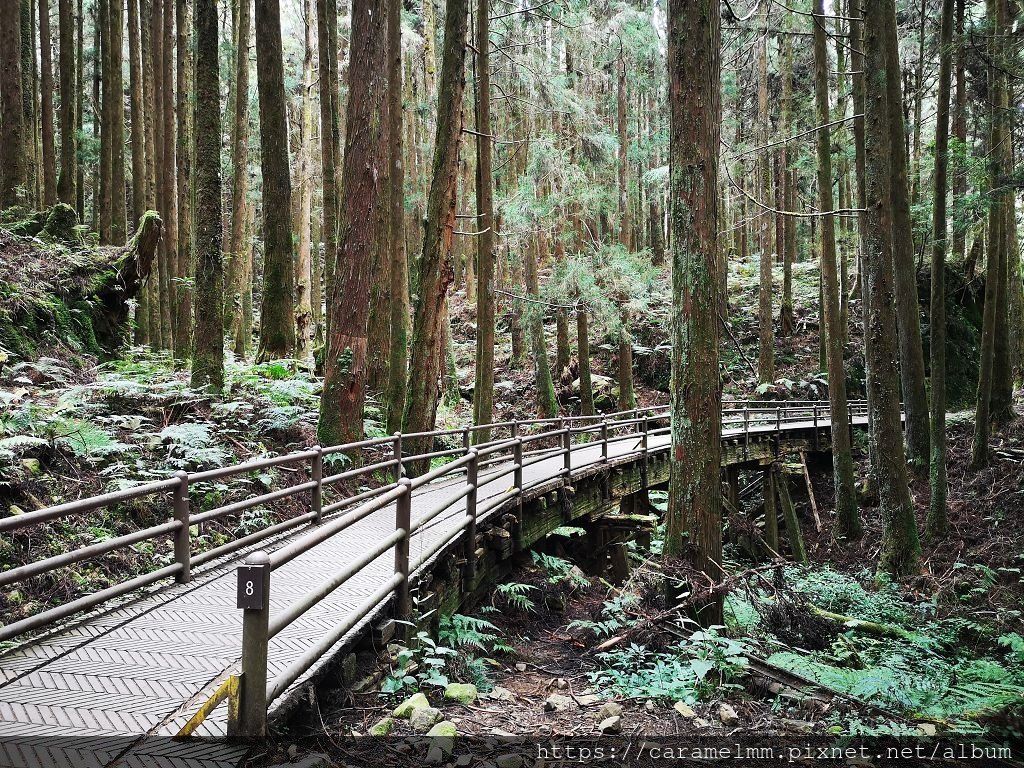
[1,397,875,737]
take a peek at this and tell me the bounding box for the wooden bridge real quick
[0,400,869,767]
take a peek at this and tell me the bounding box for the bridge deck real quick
[0,416,854,767]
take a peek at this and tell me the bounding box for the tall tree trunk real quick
[22,0,38,207]
[318,0,388,447]
[556,307,570,375]
[779,28,794,336]
[756,1,773,384]
[385,0,408,435]
[99,0,112,241]
[862,0,922,579]
[160,0,178,351]
[174,0,192,357]
[526,233,558,418]
[254,0,295,361]
[294,0,314,362]
[576,306,595,416]
[616,50,631,251]
[127,0,146,224]
[190,0,223,391]
[951,0,967,264]
[111,0,126,242]
[927,0,955,539]
[56,0,75,204]
[617,324,635,410]
[471,0,496,441]
[665,0,723,626]
[813,0,860,540]
[365,0,394,395]
[972,0,1008,467]
[882,0,930,469]
[990,35,1014,424]
[1,1,27,208]
[38,0,57,206]
[316,0,339,335]
[228,0,250,355]
[402,0,469,464]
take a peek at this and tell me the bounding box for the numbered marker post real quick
[234,551,270,741]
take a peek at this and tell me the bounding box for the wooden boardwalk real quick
[0,412,861,767]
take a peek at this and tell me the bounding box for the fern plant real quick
[494,582,538,613]
[532,551,589,588]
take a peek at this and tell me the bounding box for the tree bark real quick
[881,0,930,469]
[576,306,595,416]
[813,0,860,540]
[862,0,922,579]
[318,0,388,448]
[316,0,339,337]
[190,0,223,391]
[402,0,469,466]
[756,1,773,384]
[385,0,408,435]
[127,0,146,224]
[56,0,75,205]
[294,0,315,362]
[665,0,723,626]
[254,0,295,361]
[1,3,26,209]
[526,234,558,418]
[38,0,57,207]
[927,0,955,539]
[174,0,192,358]
[779,27,794,337]
[228,0,251,356]
[471,0,496,441]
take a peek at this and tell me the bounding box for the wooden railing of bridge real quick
[0,399,868,740]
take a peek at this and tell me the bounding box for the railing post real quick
[395,479,413,631]
[601,420,609,462]
[311,447,323,524]
[172,471,191,584]
[776,407,782,431]
[513,438,524,493]
[462,427,471,451]
[236,550,270,742]
[813,404,819,430]
[561,423,572,478]
[392,432,404,482]
[641,415,649,454]
[511,420,519,439]
[465,450,478,583]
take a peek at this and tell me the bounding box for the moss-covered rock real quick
[392,691,430,718]
[42,204,82,245]
[443,682,477,705]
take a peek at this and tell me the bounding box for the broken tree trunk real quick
[0,206,162,358]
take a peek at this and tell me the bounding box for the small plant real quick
[494,582,538,613]
[532,551,589,588]
[590,626,749,703]
[568,592,640,639]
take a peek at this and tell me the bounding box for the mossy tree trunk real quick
[385,0,409,435]
[318,0,388,449]
[577,307,595,416]
[882,0,929,470]
[254,0,295,361]
[189,0,223,392]
[403,0,469,467]
[665,0,723,625]
[56,0,76,206]
[862,0,921,579]
[812,0,860,541]
[471,0,496,442]
[927,0,955,539]
[525,235,558,419]
[227,0,251,356]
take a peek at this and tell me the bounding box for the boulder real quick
[598,715,622,734]
[368,717,394,737]
[410,706,442,732]
[443,682,478,705]
[393,692,430,719]
[426,720,458,757]
[598,702,622,720]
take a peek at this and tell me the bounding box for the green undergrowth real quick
[0,348,390,629]
[725,565,1024,737]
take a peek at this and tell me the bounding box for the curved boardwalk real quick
[0,409,862,767]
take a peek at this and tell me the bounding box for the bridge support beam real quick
[234,551,271,742]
